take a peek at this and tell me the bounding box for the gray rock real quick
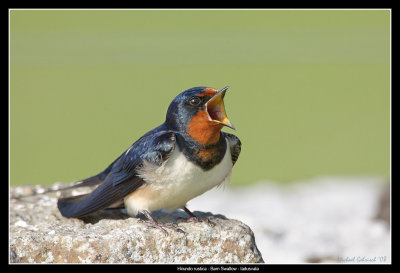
[9,185,264,264]
[374,181,390,226]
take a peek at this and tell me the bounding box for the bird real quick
[57,86,241,234]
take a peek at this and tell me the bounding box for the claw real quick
[138,210,185,236]
[164,222,186,234]
[181,207,216,227]
[182,215,215,227]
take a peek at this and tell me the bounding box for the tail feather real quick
[57,194,90,218]
[57,173,107,192]
[51,151,125,193]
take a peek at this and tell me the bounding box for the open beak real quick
[205,86,235,130]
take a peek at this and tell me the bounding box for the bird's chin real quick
[206,86,235,130]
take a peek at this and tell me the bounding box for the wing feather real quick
[57,125,176,218]
[223,132,242,165]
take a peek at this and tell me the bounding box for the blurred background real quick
[10,9,390,186]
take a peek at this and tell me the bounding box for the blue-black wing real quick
[222,132,241,166]
[57,124,176,218]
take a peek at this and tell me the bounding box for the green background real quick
[10,10,390,186]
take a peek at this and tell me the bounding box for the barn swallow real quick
[57,86,241,234]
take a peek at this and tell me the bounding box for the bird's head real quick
[165,86,235,146]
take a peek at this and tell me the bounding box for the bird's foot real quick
[180,207,216,227]
[181,215,216,227]
[138,210,185,236]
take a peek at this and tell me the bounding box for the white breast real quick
[124,140,233,216]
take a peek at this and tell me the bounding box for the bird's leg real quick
[138,210,185,236]
[183,206,199,221]
[182,207,215,227]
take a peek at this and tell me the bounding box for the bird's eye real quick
[189,97,201,106]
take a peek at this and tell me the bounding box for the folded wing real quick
[57,125,176,218]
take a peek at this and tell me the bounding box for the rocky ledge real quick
[9,184,264,264]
